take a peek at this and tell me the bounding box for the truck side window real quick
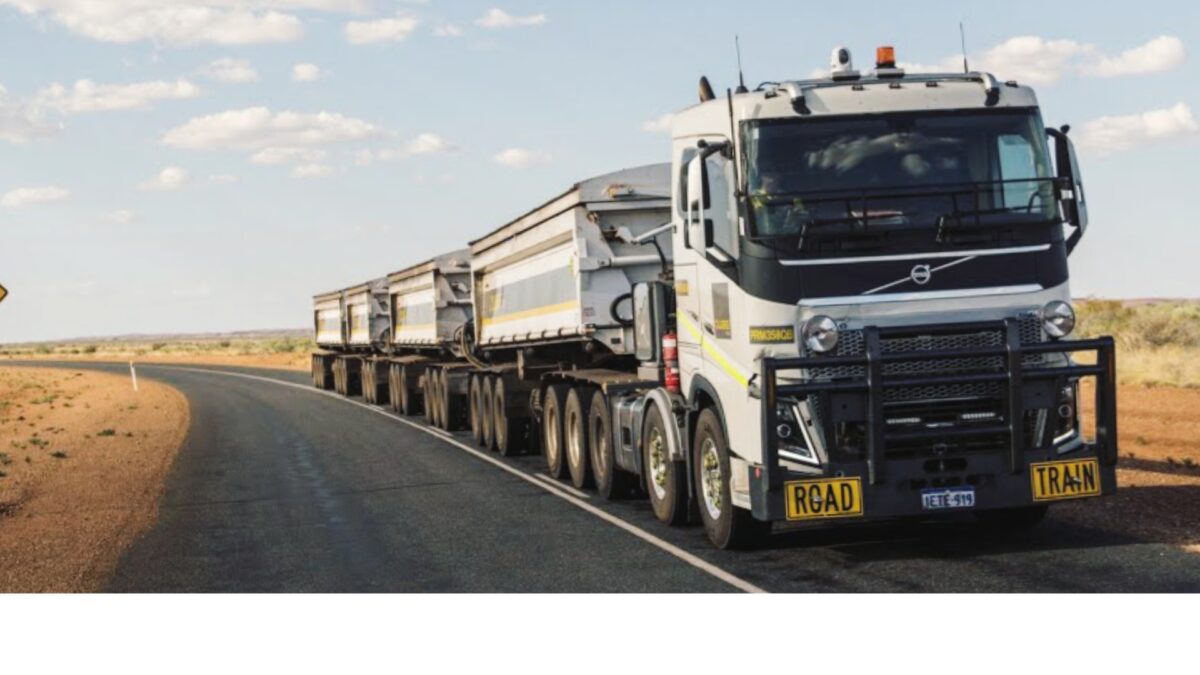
[704,153,737,256]
[677,147,697,218]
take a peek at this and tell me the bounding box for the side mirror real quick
[686,154,710,219]
[1048,126,1088,253]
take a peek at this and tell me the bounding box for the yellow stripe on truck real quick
[677,313,750,388]
[480,300,580,327]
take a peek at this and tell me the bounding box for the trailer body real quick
[388,249,473,350]
[469,164,671,352]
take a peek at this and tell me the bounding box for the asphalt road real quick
[12,361,1200,592]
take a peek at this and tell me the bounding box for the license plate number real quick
[784,477,863,521]
[1030,458,1101,502]
[921,487,976,510]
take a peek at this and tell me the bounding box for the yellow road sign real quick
[0,283,7,304]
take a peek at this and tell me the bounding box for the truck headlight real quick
[802,315,839,353]
[1040,301,1076,339]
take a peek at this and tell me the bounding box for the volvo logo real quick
[910,264,932,285]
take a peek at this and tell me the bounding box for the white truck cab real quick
[661,46,1114,547]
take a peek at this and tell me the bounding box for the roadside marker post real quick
[129,362,138,392]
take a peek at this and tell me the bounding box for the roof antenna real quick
[734,35,748,94]
[959,21,970,73]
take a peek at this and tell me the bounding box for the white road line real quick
[145,365,767,594]
[532,473,590,500]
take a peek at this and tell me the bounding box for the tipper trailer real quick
[313,45,1118,549]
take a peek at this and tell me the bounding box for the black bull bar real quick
[753,319,1118,521]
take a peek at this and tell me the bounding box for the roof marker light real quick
[876,45,896,69]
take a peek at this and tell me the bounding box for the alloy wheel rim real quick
[699,438,723,521]
[648,430,667,500]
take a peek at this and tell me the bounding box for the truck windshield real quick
[743,110,1057,241]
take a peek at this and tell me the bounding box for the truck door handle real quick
[703,322,715,335]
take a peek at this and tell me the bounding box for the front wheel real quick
[693,408,769,549]
[643,403,688,526]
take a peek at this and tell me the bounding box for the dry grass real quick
[1076,299,1200,388]
[0,334,313,372]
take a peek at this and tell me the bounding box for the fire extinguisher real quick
[662,332,680,393]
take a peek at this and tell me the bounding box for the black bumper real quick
[751,319,1118,522]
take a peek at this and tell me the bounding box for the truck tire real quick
[362,362,376,404]
[493,376,522,457]
[542,384,569,479]
[588,392,635,500]
[469,374,484,445]
[973,505,1048,530]
[399,365,418,416]
[564,386,594,489]
[693,408,769,549]
[480,375,496,450]
[332,359,343,395]
[643,403,687,526]
[388,364,401,413]
[438,369,457,430]
[423,368,437,426]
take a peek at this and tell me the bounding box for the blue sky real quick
[0,0,1197,342]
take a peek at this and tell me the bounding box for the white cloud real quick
[403,132,455,155]
[433,24,463,38]
[641,113,674,134]
[201,57,259,83]
[1077,102,1199,156]
[291,163,335,178]
[0,1,367,46]
[1,185,69,208]
[161,107,382,151]
[249,146,328,165]
[105,208,136,224]
[345,13,418,44]
[292,63,323,82]
[354,133,456,164]
[493,147,551,168]
[889,35,1186,86]
[0,84,60,142]
[1084,35,1186,78]
[975,36,1090,85]
[475,8,546,29]
[139,166,190,191]
[35,79,200,113]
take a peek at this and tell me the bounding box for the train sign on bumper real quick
[784,477,863,521]
[1030,458,1102,502]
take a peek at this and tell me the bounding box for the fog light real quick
[1041,300,1075,339]
[802,315,840,353]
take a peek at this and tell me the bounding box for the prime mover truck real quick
[312,45,1118,549]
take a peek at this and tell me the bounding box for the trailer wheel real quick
[362,362,375,404]
[588,392,634,500]
[493,376,522,457]
[332,359,343,395]
[693,408,769,549]
[480,375,496,450]
[643,403,687,525]
[564,387,595,489]
[438,369,456,430]
[423,368,437,426]
[542,384,569,479]
[469,374,484,445]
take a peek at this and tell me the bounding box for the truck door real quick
[674,146,702,385]
[686,147,745,390]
